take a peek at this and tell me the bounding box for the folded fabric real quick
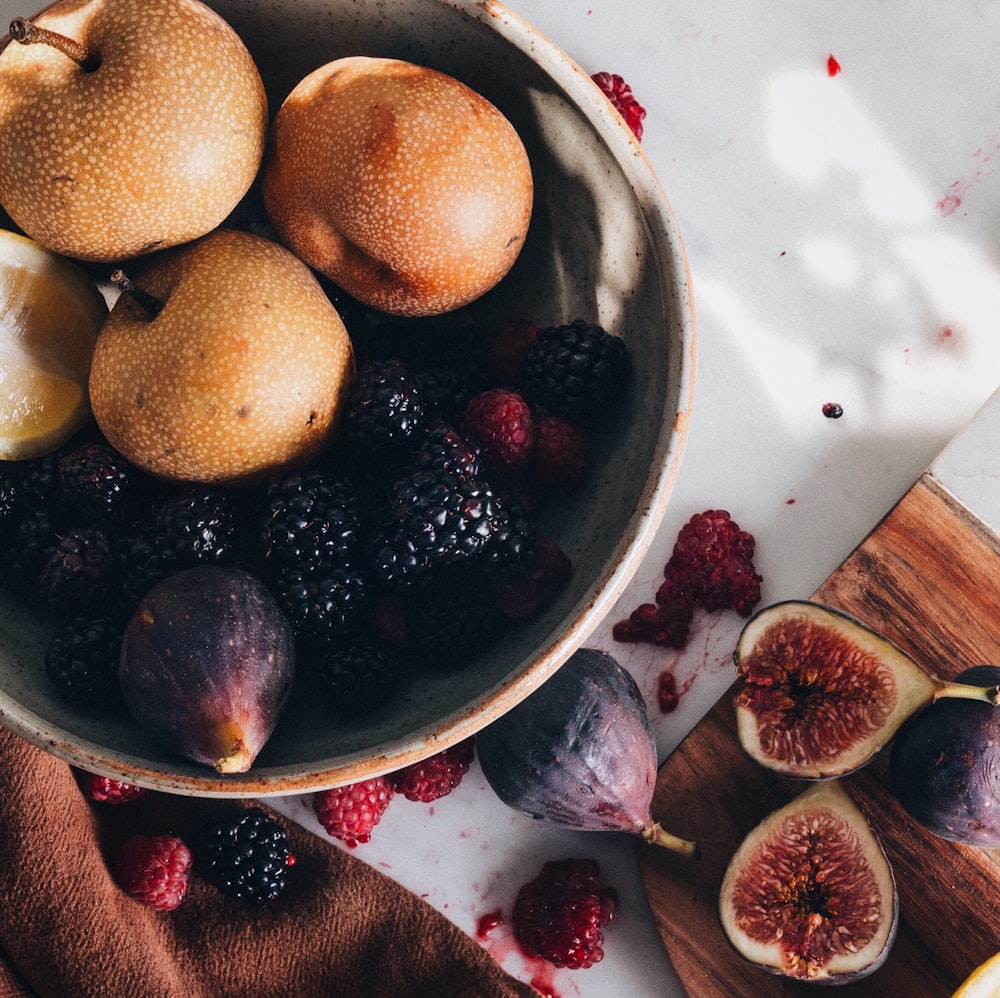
[0,728,538,997]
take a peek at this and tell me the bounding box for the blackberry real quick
[196,807,294,903]
[0,464,22,531]
[410,419,480,479]
[369,467,505,586]
[275,561,369,642]
[524,319,630,423]
[315,637,398,715]
[154,487,247,567]
[341,358,425,460]
[119,529,183,619]
[261,471,363,572]
[44,616,124,707]
[57,440,137,522]
[410,361,476,425]
[483,498,537,579]
[406,572,504,668]
[38,525,122,619]
[15,450,61,512]
[2,508,59,595]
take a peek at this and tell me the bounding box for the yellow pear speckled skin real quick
[89,229,355,486]
[262,56,533,318]
[0,0,267,262]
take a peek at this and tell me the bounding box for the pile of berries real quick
[312,737,476,847]
[0,308,630,725]
[613,509,763,648]
[82,776,296,911]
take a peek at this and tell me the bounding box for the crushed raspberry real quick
[531,414,590,489]
[113,834,192,911]
[487,317,538,386]
[512,858,618,969]
[493,535,572,620]
[313,776,395,847]
[591,71,646,141]
[389,737,476,803]
[613,509,762,649]
[76,770,148,804]
[462,388,535,479]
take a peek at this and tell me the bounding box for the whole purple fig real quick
[477,647,698,856]
[119,565,295,773]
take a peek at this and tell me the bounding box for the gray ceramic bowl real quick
[0,0,695,794]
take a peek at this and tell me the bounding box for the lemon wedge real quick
[954,952,1000,997]
[0,229,108,460]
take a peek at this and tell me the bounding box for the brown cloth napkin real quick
[0,727,538,998]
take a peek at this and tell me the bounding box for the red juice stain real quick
[657,670,679,713]
[529,966,560,998]
[937,183,963,216]
[826,54,841,76]
[938,326,956,346]
[785,497,796,505]
[476,909,504,939]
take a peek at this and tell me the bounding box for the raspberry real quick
[313,776,395,847]
[591,72,646,141]
[493,535,572,620]
[390,738,475,802]
[613,509,762,649]
[196,807,295,903]
[461,388,534,479]
[113,834,192,911]
[76,770,147,804]
[531,414,590,488]
[486,317,538,385]
[512,858,618,969]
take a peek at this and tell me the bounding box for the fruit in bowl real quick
[89,228,355,486]
[262,55,534,317]
[0,0,694,794]
[0,0,268,262]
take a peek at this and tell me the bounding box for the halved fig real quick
[719,779,898,984]
[733,600,1000,779]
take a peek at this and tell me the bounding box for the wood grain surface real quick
[638,475,1000,997]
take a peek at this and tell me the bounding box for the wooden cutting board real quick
[639,458,1000,994]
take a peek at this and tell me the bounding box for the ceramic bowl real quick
[0,0,695,794]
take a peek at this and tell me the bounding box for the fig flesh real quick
[119,566,295,773]
[719,779,898,984]
[889,665,1000,847]
[476,647,698,857]
[734,601,1000,779]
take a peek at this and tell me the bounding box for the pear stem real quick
[9,18,100,72]
[932,680,1000,706]
[110,269,164,319]
[641,821,701,859]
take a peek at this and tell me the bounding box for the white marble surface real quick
[271,2,1000,994]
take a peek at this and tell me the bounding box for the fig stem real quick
[932,680,1000,706]
[214,738,253,774]
[110,269,164,319]
[641,822,701,859]
[8,17,100,72]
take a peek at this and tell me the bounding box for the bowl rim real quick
[0,0,697,795]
